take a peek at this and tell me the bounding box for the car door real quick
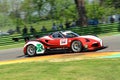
[48,32,68,48]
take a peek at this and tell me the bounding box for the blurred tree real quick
[32,0,46,19]
[100,0,120,9]
[21,0,50,23]
[9,0,23,27]
[86,0,117,24]
[86,1,115,19]
[99,0,103,6]
[20,0,34,23]
[74,0,87,26]
[0,0,119,28]
[46,0,76,22]
[0,0,9,27]
[100,0,120,14]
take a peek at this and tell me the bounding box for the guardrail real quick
[0,23,119,46]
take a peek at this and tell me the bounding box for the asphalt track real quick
[0,34,120,63]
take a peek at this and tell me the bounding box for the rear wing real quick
[12,34,40,42]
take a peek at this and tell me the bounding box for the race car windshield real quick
[62,31,80,38]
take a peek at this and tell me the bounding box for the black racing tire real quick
[71,41,82,53]
[26,44,36,57]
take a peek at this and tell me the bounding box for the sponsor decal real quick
[24,41,45,54]
[60,39,67,45]
[36,44,44,52]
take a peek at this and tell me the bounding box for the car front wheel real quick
[71,41,82,53]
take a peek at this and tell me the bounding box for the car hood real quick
[79,35,101,42]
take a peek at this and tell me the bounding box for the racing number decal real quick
[36,44,44,52]
[60,39,68,45]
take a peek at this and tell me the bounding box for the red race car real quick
[23,31,103,56]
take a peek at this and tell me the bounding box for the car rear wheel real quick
[27,44,36,57]
[71,41,82,53]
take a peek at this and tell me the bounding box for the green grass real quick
[0,34,25,50]
[98,32,120,37]
[0,58,120,80]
